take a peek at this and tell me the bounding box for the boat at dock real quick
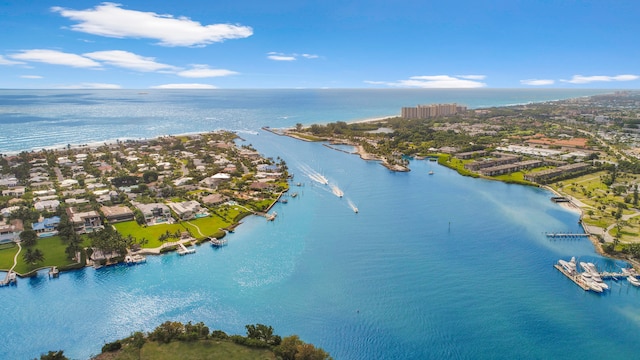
[209,237,228,247]
[125,254,147,265]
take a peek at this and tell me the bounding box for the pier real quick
[177,243,195,255]
[545,232,590,239]
[554,264,590,290]
[48,266,59,278]
[555,259,640,292]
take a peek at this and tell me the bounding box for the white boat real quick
[209,237,227,247]
[558,257,578,273]
[125,254,147,265]
[628,276,640,287]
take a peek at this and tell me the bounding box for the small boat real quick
[209,237,227,247]
[125,254,147,265]
[428,170,434,175]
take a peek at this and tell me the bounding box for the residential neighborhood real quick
[0,131,289,275]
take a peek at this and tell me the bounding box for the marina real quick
[555,257,640,292]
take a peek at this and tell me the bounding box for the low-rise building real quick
[167,200,206,221]
[66,208,103,234]
[32,216,61,237]
[0,219,23,243]
[34,199,60,212]
[134,202,172,225]
[101,205,135,223]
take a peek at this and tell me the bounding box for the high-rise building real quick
[401,103,467,119]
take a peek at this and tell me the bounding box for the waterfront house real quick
[167,200,207,221]
[66,208,103,234]
[100,205,135,223]
[32,216,61,237]
[134,202,172,225]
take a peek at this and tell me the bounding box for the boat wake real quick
[347,199,358,213]
[330,184,344,198]
[299,164,329,185]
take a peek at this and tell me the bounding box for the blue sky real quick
[0,1,638,89]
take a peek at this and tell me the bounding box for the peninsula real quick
[280,92,640,267]
[0,131,289,278]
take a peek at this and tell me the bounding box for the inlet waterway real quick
[1,89,639,359]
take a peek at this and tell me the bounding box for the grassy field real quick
[114,215,235,248]
[0,236,81,274]
[97,340,277,360]
[552,171,640,244]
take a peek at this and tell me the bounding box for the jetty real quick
[48,266,59,278]
[177,243,195,255]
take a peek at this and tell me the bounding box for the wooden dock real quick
[178,243,195,255]
[554,264,590,291]
[546,232,589,239]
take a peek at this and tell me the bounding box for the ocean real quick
[2,89,639,360]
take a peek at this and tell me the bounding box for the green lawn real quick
[0,236,80,274]
[114,221,187,248]
[114,215,233,247]
[99,340,277,360]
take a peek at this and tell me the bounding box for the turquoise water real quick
[2,89,640,359]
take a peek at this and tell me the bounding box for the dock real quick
[177,243,195,255]
[48,266,59,278]
[555,259,639,292]
[545,232,589,239]
[554,264,590,291]
[0,271,16,287]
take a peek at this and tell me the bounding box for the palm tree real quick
[23,248,45,265]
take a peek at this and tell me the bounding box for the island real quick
[278,91,640,268]
[0,131,289,281]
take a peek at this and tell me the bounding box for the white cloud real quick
[520,79,555,86]
[52,3,253,47]
[10,49,101,68]
[369,75,486,88]
[84,50,176,72]
[150,83,217,89]
[561,74,639,84]
[20,75,43,79]
[457,75,486,80]
[55,83,121,89]
[177,65,237,78]
[267,54,296,61]
[267,52,320,61]
[0,55,24,65]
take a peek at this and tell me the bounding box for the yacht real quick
[628,276,640,287]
